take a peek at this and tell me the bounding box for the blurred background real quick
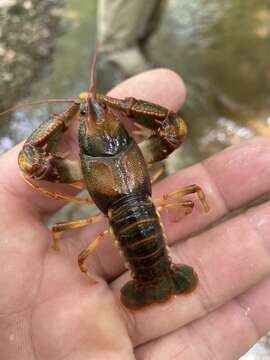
[0,1,269,358]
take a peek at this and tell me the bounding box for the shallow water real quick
[148,0,270,169]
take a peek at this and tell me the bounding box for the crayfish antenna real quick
[87,50,100,128]
[0,98,76,118]
[89,50,98,99]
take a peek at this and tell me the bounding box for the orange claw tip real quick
[51,244,60,251]
[204,202,210,213]
[200,197,210,213]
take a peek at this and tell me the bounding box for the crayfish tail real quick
[120,276,173,309]
[120,264,198,309]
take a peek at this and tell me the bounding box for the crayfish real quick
[1,56,209,309]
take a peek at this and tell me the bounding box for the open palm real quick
[0,70,270,360]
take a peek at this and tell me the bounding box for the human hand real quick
[0,69,269,359]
